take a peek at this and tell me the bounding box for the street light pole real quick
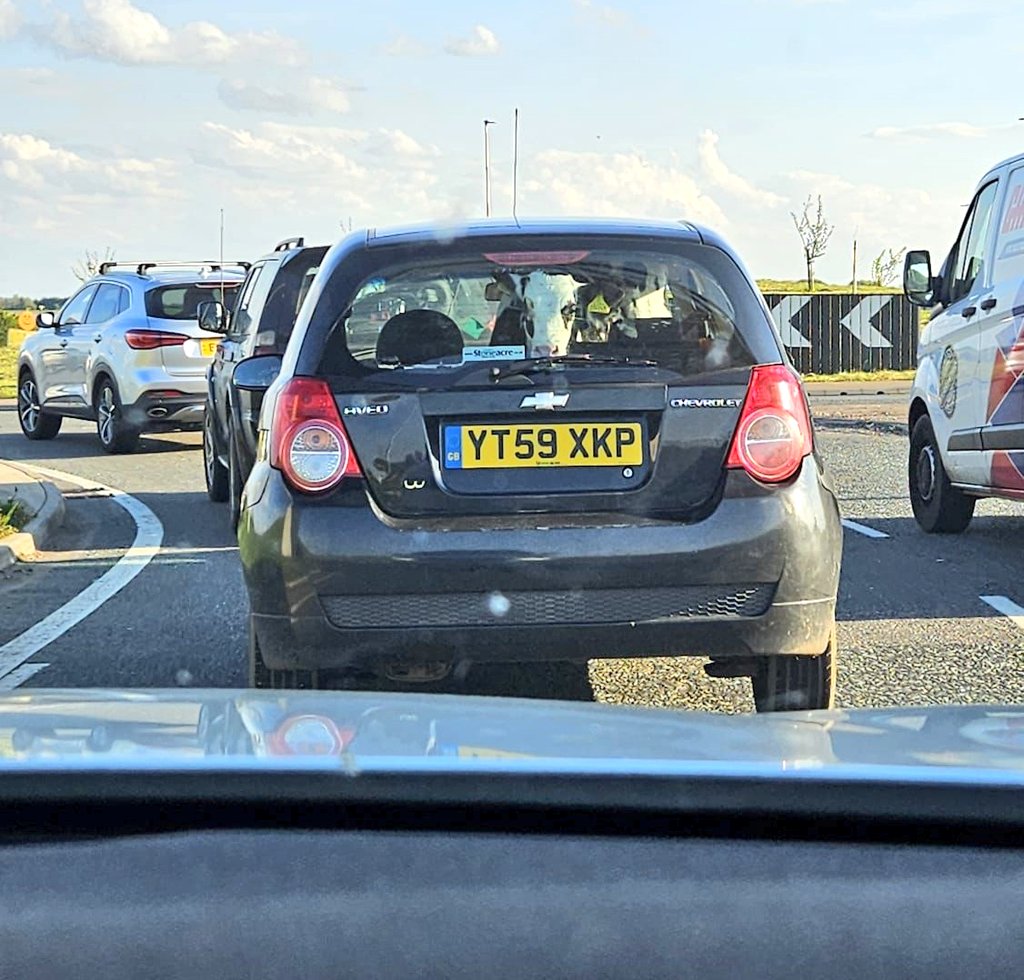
[483,119,496,217]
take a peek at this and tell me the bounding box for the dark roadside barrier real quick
[761,293,918,373]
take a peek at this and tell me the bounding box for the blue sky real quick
[1,0,1022,295]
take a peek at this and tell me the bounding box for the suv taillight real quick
[269,378,361,493]
[726,364,813,483]
[124,329,188,349]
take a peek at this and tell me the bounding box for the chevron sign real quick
[763,292,918,373]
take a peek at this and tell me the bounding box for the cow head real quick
[519,272,581,357]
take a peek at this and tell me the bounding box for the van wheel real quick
[95,378,139,454]
[751,625,837,713]
[203,409,228,502]
[909,415,975,533]
[17,372,61,440]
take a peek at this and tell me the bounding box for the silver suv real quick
[17,261,246,453]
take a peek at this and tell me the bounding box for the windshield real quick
[3,0,1024,793]
[321,242,758,381]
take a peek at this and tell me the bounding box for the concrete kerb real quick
[0,461,66,571]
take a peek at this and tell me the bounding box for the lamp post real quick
[483,119,496,217]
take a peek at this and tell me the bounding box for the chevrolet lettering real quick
[671,397,743,409]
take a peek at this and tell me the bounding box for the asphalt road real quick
[2,396,1024,712]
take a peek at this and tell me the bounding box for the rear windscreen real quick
[145,282,240,320]
[316,239,773,383]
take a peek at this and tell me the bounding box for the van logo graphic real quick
[341,404,389,416]
[520,391,569,410]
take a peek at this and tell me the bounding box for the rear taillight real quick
[726,364,813,483]
[124,329,188,350]
[270,377,361,493]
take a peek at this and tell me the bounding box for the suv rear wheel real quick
[17,371,61,440]
[909,415,975,533]
[95,378,139,454]
[203,409,228,502]
[751,624,837,712]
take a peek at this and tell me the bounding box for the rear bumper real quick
[240,455,842,670]
[123,390,205,427]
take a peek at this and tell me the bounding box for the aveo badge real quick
[341,403,389,417]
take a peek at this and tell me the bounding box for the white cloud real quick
[0,132,177,198]
[381,33,429,57]
[217,75,352,115]
[40,0,304,68]
[0,0,20,39]
[571,0,630,27]
[697,129,784,207]
[443,24,499,56]
[867,121,1003,141]
[192,120,450,222]
[521,150,727,227]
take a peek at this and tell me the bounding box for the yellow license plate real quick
[199,338,219,357]
[444,422,644,469]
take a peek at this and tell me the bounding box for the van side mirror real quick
[233,354,283,392]
[198,301,229,334]
[903,250,935,307]
[35,311,56,328]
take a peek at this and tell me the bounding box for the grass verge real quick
[0,347,16,399]
[802,369,915,383]
[0,497,27,540]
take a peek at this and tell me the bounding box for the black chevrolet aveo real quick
[234,219,842,711]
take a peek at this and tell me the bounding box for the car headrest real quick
[376,309,464,366]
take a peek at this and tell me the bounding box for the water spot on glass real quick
[175,669,193,687]
[487,592,511,618]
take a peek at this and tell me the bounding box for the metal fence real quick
[761,292,919,374]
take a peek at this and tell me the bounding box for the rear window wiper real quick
[489,353,657,382]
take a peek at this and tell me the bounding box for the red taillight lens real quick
[266,715,355,756]
[270,377,361,493]
[124,329,188,350]
[726,364,813,483]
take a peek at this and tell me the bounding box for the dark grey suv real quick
[234,219,842,711]
[201,238,327,527]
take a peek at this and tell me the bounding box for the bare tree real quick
[790,196,834,291]
[71,247,116,282]
[870,247,906,287]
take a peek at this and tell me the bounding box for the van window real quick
[993,166,1024,287]
[949,181,998,304]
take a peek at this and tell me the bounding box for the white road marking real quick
[841,518,890,539]
[0,463,163,685]
[981,595,1024,632]
[0,663,50,691]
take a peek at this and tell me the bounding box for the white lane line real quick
[0,463,163,685]
[0,663,50,691]
[841,518,890,539]
[981,595,1024,632]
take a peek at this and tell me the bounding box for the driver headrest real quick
[376,309,464,366]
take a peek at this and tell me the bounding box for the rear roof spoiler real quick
[97,260,252,276]
[273,237,305,252]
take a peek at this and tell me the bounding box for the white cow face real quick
[520,273,580,357]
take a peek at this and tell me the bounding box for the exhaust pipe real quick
[147,406,168,419]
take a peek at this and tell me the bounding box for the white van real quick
[905,153,1024,532]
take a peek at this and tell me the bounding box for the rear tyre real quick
[751,624,837,713]
[228,432,243,531]
[95,378,139,454]
[248,621,318,690]
[17,372,61,440]
[909,415,975,534]
[203,408,229,502]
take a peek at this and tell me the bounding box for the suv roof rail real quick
[97,260,252,276]
[273,237,305,252]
